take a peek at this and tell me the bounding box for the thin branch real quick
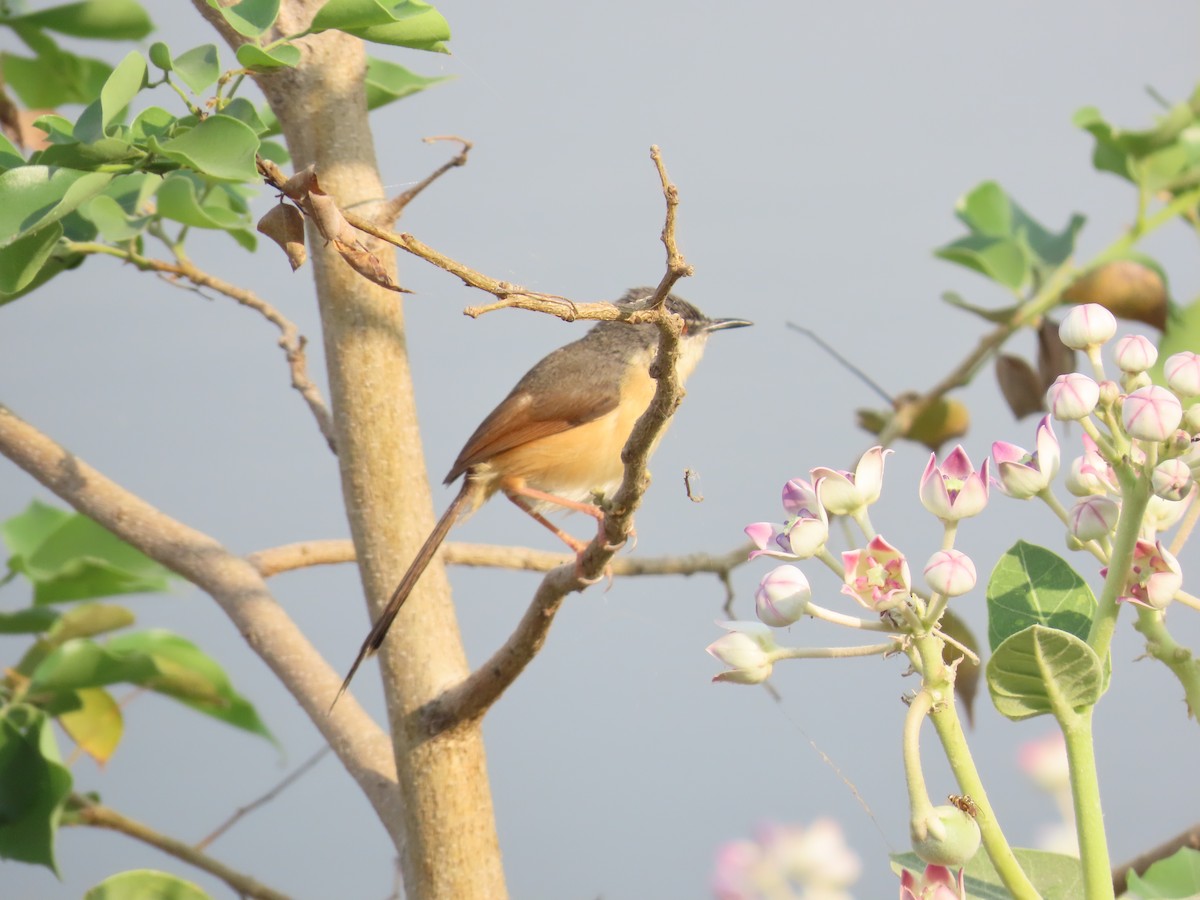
[426,147,696,729]
[248,537,750,580]
[377,136,472,225]
[0,404,404,844]
[195,746,332,851]
[1112,822,1200,896]
[70,795,291,900]
[63,241,336,451]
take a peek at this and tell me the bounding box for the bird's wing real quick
[445,348,621,483]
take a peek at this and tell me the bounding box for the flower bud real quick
[1068,496,1119,542]
[911,805,981,867]
[992,417,1060,499]
[1046,373,1099,421]
[1059,303,1116,350]
[1152,458,1193,501]
[755,565,812,627]
[707,622,779,684]
[1113,334,1158,373]
[923,550,977,597]
[1183,405,1200,435]
[1117,540,1182,610]
[1165,351,1200,398]
[1123,385,1184,441]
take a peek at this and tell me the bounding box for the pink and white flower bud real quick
[1045,373,1100,421]
[1059,303,1116,350]
[707,621,779,684]
[1123,385,1183,442]
[811,447,891,516]
[1068,496,1119,542]
[1165,351,1200,398]
[1183,405,1200,436]
[1146,495,1189,533]
[900,865,964,900]
[992,417,1060,499]
[919,447,989,522]
[1065,434,1116,497]
[755,565,812,627]
[1152,458,1193,501]
[923,550,977,597]
[745,521,794,562]
[781,478,818,516]
[1018,732,1070,794]
[1113,334,1158,374]
[1116,540,1183,610]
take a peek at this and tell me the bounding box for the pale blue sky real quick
[2,3,1198,897]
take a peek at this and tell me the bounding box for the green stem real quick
[1060,710,1113,899]
[1132,607,1200,716]
[913,634,1040,898]
[1086,467,1151,659]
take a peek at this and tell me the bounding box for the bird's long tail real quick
[331,479,476,709]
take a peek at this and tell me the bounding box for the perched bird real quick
[334,287,751,703]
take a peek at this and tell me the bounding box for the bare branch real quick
[248,537,749,580]
[195,746,332,851]
[70,795,291,900]
[63,241,336,451]
[378,136,473,225]
[427,147,696,728]
[0,404,403,842]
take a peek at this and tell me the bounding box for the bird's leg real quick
[502,489,619,584]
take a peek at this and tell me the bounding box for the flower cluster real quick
[712,818,861,900]
[992,304,1195,611]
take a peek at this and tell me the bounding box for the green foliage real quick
[986,625,1104,721]
[310,0,451,52]
[892,848,1084,899]
[85,870,214,900]
[0,0,452,303]
[1125,848,1200,899]
[0,712,72,874]
[935,181,1085,292]
[1076,88,1200,194]
[985,541,1096,651]
[2,501,174,604]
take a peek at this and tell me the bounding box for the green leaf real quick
[0,166,113,247]
[154,174,256,249]
[46,603,136,645]
[0,133,26,172]
[105,631,276,743]
[155,114,260,181]
[79,195,150,241]
[235,42,301,71]
[0,607,59,634]
[0,224,62,294]
[3,0,153,40]
[57,687,122,764]
[85,869,213,900]
[171,44,220,95]
[0,247,82,306]
[0,713,72,874]
[148,41,172,71]
[955,180,1013,237]
[34,137,143,170]
[130,106,178,142]
[310,0,451,52]
[365,56,450,110]
[219,98,270,135]
[74,51,147,143]
[29,639,159,692]
[987,624,1102,721]
[1,36,114,108]
[893,848,1083,899]
[986,541,1096,651]
[935,234,1030,290]
[207,0,281,38]
[1126,847,1200,899]
[2,501,175,604]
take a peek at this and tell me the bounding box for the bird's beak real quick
[699,317,753,333]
